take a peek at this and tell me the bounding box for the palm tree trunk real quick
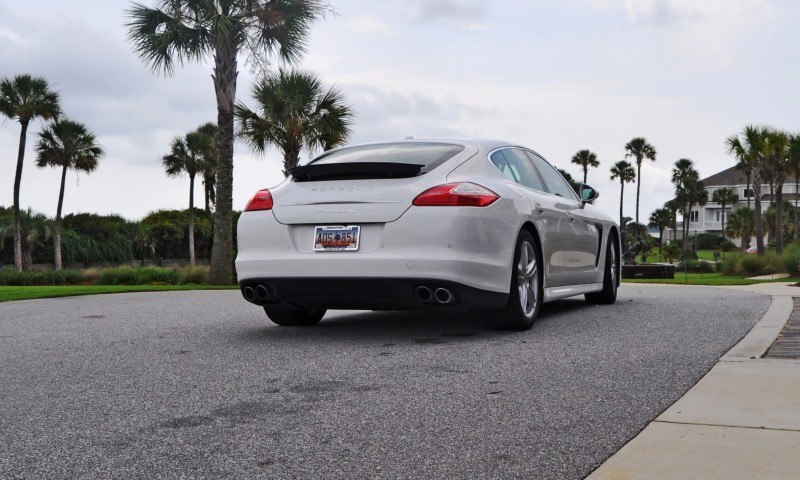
[794,174,799,240]
[720,201,726,242]
[746,172,751,208]
[619,182,624,228]
[682,206,690,251]
[204,182,210,214]
[12,119,30,271]
[635,161,641,223]
[283,145,302,177]
[775,183,784,254]
[189,173,196,267]
[583,167,587,184]
[753,169,765,255]
[209,42,237,285]
[54,164,68,270]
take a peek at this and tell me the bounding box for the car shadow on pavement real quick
[237,298,597,344]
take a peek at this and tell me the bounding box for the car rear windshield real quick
[310,142,465,173]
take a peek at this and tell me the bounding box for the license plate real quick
[313,225,360,251]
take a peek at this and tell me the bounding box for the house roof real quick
[701,166,748,186]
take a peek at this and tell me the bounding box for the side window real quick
[526,152,578,200]
[490,151,518,182]
[492,149,545,191]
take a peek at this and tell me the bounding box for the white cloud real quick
[345,14,393,35]
[413,0,489,30]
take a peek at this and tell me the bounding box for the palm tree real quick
[789,134,800,240]
[235,69,353,175]
[570,149,599,184]
[195,123,218,214]
[0,74,61,270]
[727,126,769,255]
[610,160,636,227]
[648,208,673,257]
[711,188,738,241]
[624,137,657,223]
[726,207,755,251]
[671,159,707,250]
[763,129,790,252]
[127,0,327,284]
[0,209,53,270]
[35,118,104,270]
[162,130,208,266]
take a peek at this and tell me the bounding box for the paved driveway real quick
[0,285,768,479]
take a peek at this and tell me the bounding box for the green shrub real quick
[718,254,741,275]
[780,243,800,276]
[718,240,737,252]
[739,255,767,276]
[179,266,209,284]
[0,269,86,286]
[677,260,715,273]
[96,266,181,285]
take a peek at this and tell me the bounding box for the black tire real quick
[263,306,326,326]
[586,237,618,305]
[491,230,543,331]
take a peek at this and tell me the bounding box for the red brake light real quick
[413,182,499,207]
[244,189,273,211]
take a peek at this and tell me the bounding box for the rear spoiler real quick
[290,162,425,182]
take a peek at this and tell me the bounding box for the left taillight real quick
[413,182,500,207]
[244,189,273,211]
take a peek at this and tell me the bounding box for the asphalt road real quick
[0,285,769,479]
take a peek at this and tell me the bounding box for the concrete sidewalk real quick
[588,283,800,480]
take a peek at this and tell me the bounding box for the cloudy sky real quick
[1,0,798,222]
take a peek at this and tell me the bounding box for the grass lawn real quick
[640,249,720,263]
[623,273,800,286]
[0,284,237,303]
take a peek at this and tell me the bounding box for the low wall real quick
[622,263,676,279]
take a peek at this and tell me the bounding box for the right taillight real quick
[412,182,499,207]
[244,189,273,211]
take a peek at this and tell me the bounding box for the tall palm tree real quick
[0,74,61,270]
[570,149,599,184]
[727,126,769,255]
[788,134,800,240]
[764,129,790,253]
[671,159,707,250]
[127,0,327,284]
[624,137,657,223]
[711,188,738,241]
[235,69,353,175]
[195,123,218,214]
[648,207,673,256]
[162,131,205,266]
[610,160,636,227]
[35,118,104,270]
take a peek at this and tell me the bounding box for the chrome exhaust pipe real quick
[434,288,453,304]
[415,285,433,303]
[242,286,256,302]
[255,284,269,301]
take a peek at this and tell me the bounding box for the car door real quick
[490,148,572,287]
[526,151,601,285]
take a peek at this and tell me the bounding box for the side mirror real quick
[579,184,599,206]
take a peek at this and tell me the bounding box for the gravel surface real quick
[0,285,768,479]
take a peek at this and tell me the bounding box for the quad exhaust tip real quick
[242,286,256,302]
[255,284,269,301]
[434,288,453,304]
[415,286,433,303]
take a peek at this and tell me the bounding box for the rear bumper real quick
[239,277,508,311]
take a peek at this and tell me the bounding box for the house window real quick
[743,188,754,198]
[715,210,726,222]
[689,211,699,223]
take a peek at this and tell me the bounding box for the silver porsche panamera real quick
[236,139,620,331]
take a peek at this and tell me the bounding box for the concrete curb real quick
[587,292,798,480]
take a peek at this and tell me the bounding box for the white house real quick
[668,166,798,246]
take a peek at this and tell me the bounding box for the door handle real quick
[535,202,544,215]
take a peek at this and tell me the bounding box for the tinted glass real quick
[492,149,545,191]
[490,151,518,182]
[527,152,578,200]
[312,142,464,173]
